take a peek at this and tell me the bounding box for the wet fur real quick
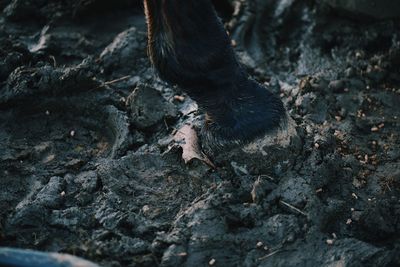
[144,0,285,151]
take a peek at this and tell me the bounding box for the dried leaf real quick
[173,124,215,168]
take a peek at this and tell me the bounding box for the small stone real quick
[314,143,320,149]
[346,218,352,225]
[142,205,150,213]
[352,193,358,199]
[173,95,185,102]
[45,110,50,115]
[60,191,66,197]
[256,241,263,248]
[326,239,334,245]
[355,51,364,59]
[70,130,76,137]
[371,126,379,132]
[209,259,216,266]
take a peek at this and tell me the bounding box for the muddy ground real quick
[0,0,399,266]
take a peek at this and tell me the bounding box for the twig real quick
[258,249,282,261]
[95,75,131,89]
[279,200,307,216]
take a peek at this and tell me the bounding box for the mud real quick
[0,1,399,266]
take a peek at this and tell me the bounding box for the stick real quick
[279,200,307,216]
[95,75,132,89]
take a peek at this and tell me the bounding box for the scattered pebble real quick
[352,193,358,199]
[173,95,185,102]
[142,205,150,213]
[346,219,352,225]
[209,258,216,266]
[371,126,379,132]
[70,130,76,137]
[314,143,320,149]
[256,241,263,248]
[326,239,335,245]
[45,110,50,115]
[60,191,66,197]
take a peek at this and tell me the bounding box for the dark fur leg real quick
[143,0,287,152]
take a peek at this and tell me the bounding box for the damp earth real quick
[0,1,399,266]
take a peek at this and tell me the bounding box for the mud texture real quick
[0,1,399,266]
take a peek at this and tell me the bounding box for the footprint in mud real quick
[1,102,109,169]
[0,98,132,220]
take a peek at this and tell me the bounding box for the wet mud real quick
[0,1,399,266]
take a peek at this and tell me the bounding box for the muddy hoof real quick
[205,114,301,174]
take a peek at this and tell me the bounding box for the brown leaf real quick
[173,124,215,168]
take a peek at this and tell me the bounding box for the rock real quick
[33,176,64,208]
[99,27,147,74]
[126,84,178,130]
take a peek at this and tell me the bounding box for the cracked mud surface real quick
[0,1,399,266]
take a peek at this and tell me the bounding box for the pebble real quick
[326,239,335,245]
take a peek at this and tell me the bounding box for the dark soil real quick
[0,1,399,266]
